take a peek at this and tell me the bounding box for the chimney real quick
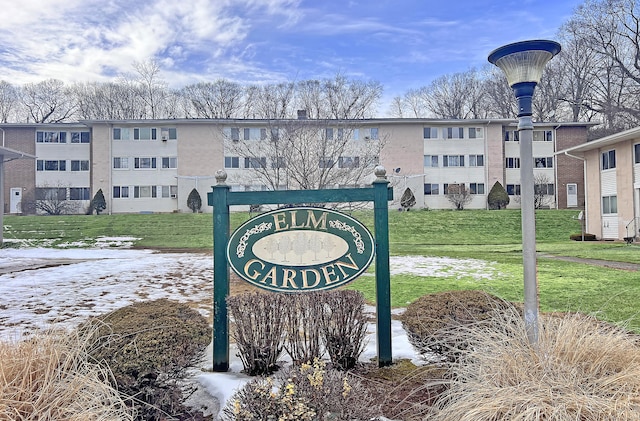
[297,110,307,120]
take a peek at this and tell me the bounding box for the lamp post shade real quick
[488,40,561,87]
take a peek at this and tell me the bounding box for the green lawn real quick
[3,209,639,329]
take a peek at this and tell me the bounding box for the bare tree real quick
[445,183,472,210]
[33,184,78,215]
[21,79,76,123]
[324,75,382,119]
[224,120,384,195]
[533,173,554,209]
[133,59,169,119]
[180,80,243,118]
[569,0,640,128]
[0,80,20,122]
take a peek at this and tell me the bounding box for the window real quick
[230,128,240,141]
[36,160,66,171]
[470,183,485,194]
[352,128,360,140]
[534,157,554,168]
[443,155,464,167]
[423,127,438,139]
[160,128,177,140]
[504,130,519,141]
[270,128,279,141]
[245,157,266,169]
[369,128,379,140]
[446,127,464,139]
[69,187,90,200]
[134,157,157,169]
[602,150,616,170]
[36,131,66,143]
[424,183,439,195]
[243,128,262,141]
[424,155,438,167]
[134,186,157,198]
[271,156,286,169]
[113,157,129,169]
[319,157,334,169]
[443,183,464,195]
[506,184,521,195]
[602,195,617,214]
[224,156,240,168]
[134,127,156,140]
[338,156,360,168]
[326,128,334,140]
[113,186,129,198]
[469,154,484,167]
[36,187,66,200]
[468,128,483,139]
[70,160,89,171]
[70,132,90,143]
[635,144,640,164]
[161,185,178,198]
[113,128,131,140]
[161,157,177,169]
[533,130,553,141]
[535,184,555,195]
[506,157,520,168]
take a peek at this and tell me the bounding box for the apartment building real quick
[559,127,640,241]
[1,118,592,215]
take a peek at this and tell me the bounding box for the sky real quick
[0,0,583,110]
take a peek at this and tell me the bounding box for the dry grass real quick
[429,310,640,420]
[0,329,134,420]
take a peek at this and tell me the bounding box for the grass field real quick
[3,209,640,330]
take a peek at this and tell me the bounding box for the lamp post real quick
[488,40,561,344]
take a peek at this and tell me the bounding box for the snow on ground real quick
[0,245,498,418]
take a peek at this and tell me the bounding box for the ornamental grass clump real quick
[0,329,133,420]
[429,309,640,420]
[222,357,381,421]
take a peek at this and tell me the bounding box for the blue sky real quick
[0,0,582,106]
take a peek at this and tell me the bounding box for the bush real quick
[229,290,369,375]
[222,358,381,421]
[0,329,133,420]
[81,299,210,420]
[487,181,509,210]
[187,188,202,213]
[227,292,288,376]
[89,188,107,215]
[401,290,515,361]
[570,232,597,241]
[429,310,640,420]
[317,290,369,370]
[284,293,324,365]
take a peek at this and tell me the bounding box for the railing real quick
[624,217,640,243]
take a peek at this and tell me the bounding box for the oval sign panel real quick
[227,207,375,293]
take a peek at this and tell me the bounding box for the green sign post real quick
[208,166,393,372]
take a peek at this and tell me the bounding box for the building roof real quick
[557,126,640,157]
[0,146,36,162]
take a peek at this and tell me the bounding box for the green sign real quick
[227,207,375,293]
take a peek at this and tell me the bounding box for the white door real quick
[567,183,578,207]
[9,188,22,214]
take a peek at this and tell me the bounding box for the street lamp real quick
[488,40,561,344]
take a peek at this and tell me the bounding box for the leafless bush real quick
[401,290,515,361]
[318,290,369,370]
[222,357,381,420]
[227,292,288,375]
[283,292,324,365]
[429,309,640,420]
